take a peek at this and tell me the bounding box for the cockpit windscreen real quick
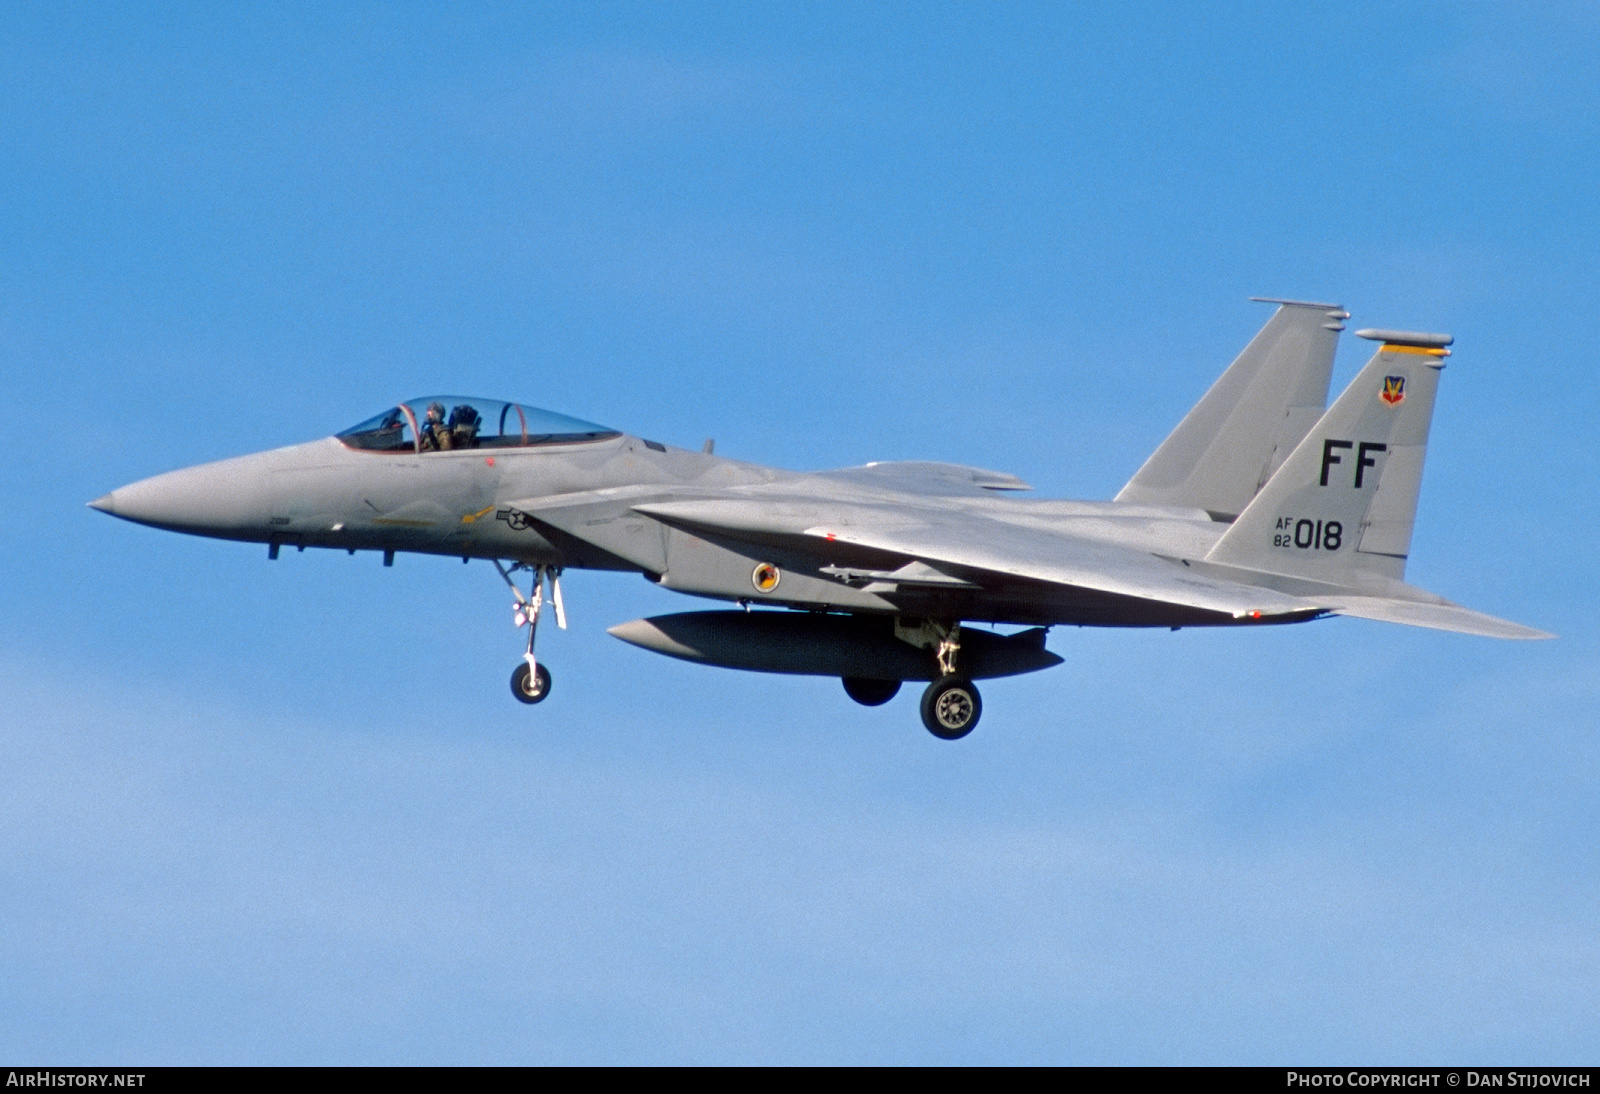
[337,397,619,453]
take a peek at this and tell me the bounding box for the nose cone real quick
[90,450,279,539]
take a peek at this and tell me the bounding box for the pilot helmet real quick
[426,402,445,421]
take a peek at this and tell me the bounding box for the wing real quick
[632,497,1317,621]
[507,485,1547,639]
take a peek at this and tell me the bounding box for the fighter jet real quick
[90,299,1550,739]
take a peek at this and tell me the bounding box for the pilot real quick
[420,402,452,451]
[448,404,481,448]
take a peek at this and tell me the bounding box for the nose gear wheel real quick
[511,661,552,704]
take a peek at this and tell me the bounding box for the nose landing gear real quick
[511,661,552,704]
[494,560,565,707]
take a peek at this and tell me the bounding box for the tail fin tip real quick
[1355,328,1453,350]
[1250,296,1346,312]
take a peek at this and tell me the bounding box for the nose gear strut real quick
[494,560,566,705]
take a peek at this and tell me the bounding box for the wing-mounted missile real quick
[607,611,1063,681]
[819,560,980,590]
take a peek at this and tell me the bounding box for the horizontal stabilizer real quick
[1328,597,1552,640]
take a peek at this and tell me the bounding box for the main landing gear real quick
[843,619,984,740]
[920,676,981,740]
[910,619,982,740]
[495,560,565,706]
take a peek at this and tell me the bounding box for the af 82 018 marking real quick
[1272,517,1343,551]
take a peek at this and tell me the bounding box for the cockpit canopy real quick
[337,397,620,453]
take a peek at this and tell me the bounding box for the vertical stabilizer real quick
[1115,298,1346,519]
[1205,329,1452,582]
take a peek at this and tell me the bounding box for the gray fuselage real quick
[93,428,1242,630]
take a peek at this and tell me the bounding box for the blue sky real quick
[2,1,1597,1064]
